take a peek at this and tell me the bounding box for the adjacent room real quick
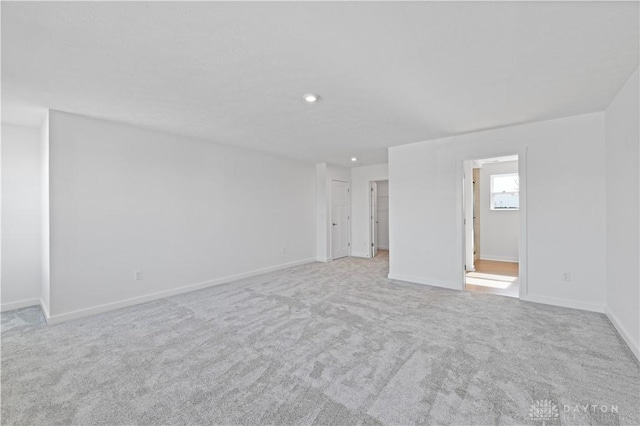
[1,2,639,425]
[464,155,520,298]
[370,180,389,259]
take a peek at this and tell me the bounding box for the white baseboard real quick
[1,298,40,312]
[316,257,330,263]
[388,273,461,291]
[479,256,519,263]
[605,307,639,362]
[520,294,605,313]
[45,257,317,325]
[350,251,370,258]
[40,299,50,323]
[378,245,389,250]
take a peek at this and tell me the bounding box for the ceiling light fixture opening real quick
[304,93,320,103]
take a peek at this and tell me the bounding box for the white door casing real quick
[464,161,475,271]
[331,180,350,259]
[371,181,378,258]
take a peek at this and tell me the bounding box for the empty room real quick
[1,2,639,425]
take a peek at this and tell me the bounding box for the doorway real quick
[463,155,520,298]
[331,180,350,260]
[370,180,389,258]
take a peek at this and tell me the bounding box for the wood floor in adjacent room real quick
[465,259,519,298]
[2,255,638,425]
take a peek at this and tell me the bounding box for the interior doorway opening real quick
[370,180,389,258]
[463,155,520,298]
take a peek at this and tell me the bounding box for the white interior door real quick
[331,180,350,259]
[371,182,378,258]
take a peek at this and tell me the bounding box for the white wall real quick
[316,163,328,261]
[389,112,606,312]
[47,110,316,321]
[605,67,639,360]
[350,164,388,257]
[40,112,50,316]
[1,123,43,310]
[376,180,389,250]
[479,161,519,262]
[316,163,351,261]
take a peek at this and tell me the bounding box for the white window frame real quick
[490,173,519,211]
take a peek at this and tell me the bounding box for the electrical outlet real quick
[280,248,287,255]
[562,272,571,282]
[135,270,143,280]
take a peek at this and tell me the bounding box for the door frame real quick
[330,179,351,260]
[473,167,481,261]
[370,181,378,258]
[458,148,528,299]
[463,160,475,272]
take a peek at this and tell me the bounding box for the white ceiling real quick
[2,2,638,167]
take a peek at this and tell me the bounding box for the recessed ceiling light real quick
[351,157,358,162]
[304,93,320,103]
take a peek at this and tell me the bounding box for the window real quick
[490,173,519,210]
